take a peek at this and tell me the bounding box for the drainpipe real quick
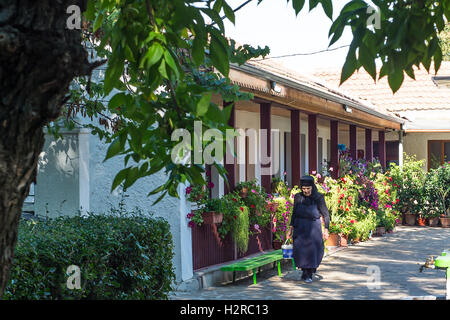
[398,126,404,168]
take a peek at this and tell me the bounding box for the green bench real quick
[220,249,296,285]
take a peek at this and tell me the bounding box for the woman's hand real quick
[323,228,329,240]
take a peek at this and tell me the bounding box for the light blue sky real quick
[223,0,354,73]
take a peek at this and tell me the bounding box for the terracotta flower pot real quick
[440,217,450,228]
[326,233,340,247]
[201,211,223,224]
[272,240,282,250]
[429,217,440,227]
[339,234,348,247]
[417,217,427,227]
[404,213,416,226]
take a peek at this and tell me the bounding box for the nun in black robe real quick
[289,175,330,281]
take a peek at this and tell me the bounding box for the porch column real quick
[291,110,301,186]
[330,120,339,179]
[398,129,404,168]
[378,130,386,169]
[308,114,317,174]
[349,125,357,160]
[224,101,236,194]
[365,128,373,162]
[260,102,271,193]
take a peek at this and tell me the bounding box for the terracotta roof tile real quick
[310,62,450,112]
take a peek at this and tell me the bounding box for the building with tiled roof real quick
[311,62,450,170]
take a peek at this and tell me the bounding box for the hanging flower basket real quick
[201,211,223,224]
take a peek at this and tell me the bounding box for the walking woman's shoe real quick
[304,277,313,283]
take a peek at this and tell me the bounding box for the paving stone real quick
[169,226,450,300]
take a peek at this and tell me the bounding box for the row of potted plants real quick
[185,154,449,256]
[389,155,450,228]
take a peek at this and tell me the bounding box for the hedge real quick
[4,212,175,300]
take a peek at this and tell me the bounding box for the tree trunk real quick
[0,0,93,297]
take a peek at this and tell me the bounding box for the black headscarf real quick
[299,175,321,204]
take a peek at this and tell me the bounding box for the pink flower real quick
[329,167,334,172]
[207,182,214,189]
[186,212,194,219]
[185,186,192,194]
[251,189,256,193]
[188,221,195,228]
[312,171,317,175]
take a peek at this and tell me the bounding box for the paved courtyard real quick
[170,226,450,300]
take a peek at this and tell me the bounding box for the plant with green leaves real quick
[425,162,450,217]
[388,154,426,215]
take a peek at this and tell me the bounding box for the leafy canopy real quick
[63,0,449,204]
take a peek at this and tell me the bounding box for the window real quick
[428,140,450,170]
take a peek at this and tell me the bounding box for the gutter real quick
[231,63,405,126]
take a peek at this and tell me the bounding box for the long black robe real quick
[290,192,330,269]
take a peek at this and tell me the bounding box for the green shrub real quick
[4,211,175,300]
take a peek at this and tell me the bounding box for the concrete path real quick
[170,226,450,300]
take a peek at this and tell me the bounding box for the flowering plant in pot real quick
[388,155,426,221]
[425,162,450,227]
[271,195,293,248]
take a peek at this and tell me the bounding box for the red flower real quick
[233,216,237,220]
[338,200,341,204]
[188,221,195,228]
[396,199,399,203]
[340,205,344,210]
[250,204,255,208]
[345,208,349,212]
[185,186,192,194]
[232,198,237,202]
[350,220,355,224]
[240,207,244,212]
[207,182,214,189]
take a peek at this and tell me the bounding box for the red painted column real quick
[260,102,271,194]
[378,130,386,169]
[330,120,339,179]
[308,114,317,174]
[224,101,236,194]
[365,128,373,162]
[350,124,357,160]
[291,110,301,187]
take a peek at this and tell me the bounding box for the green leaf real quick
[163,50,180,79]
[292,0,306,15]
[209,31,230,76]
[309,0,320,11]
[123,167,140,190]
[108,93,127,110]
[340,45,358,85]
[196,92,212,116]
[104,136,125,162]
[140,43,164,69]
[359,43,376,81]
[84,0,96,20]
[93,13,104,32]
[222,1,235,24]
[111,167,130,192]
[320,0,333,19]
[388,69,404,93]
[434,46,443,74]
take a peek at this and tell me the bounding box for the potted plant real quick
[271,195,292,249]
[327,223,341,247]
[425,163,450,228]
